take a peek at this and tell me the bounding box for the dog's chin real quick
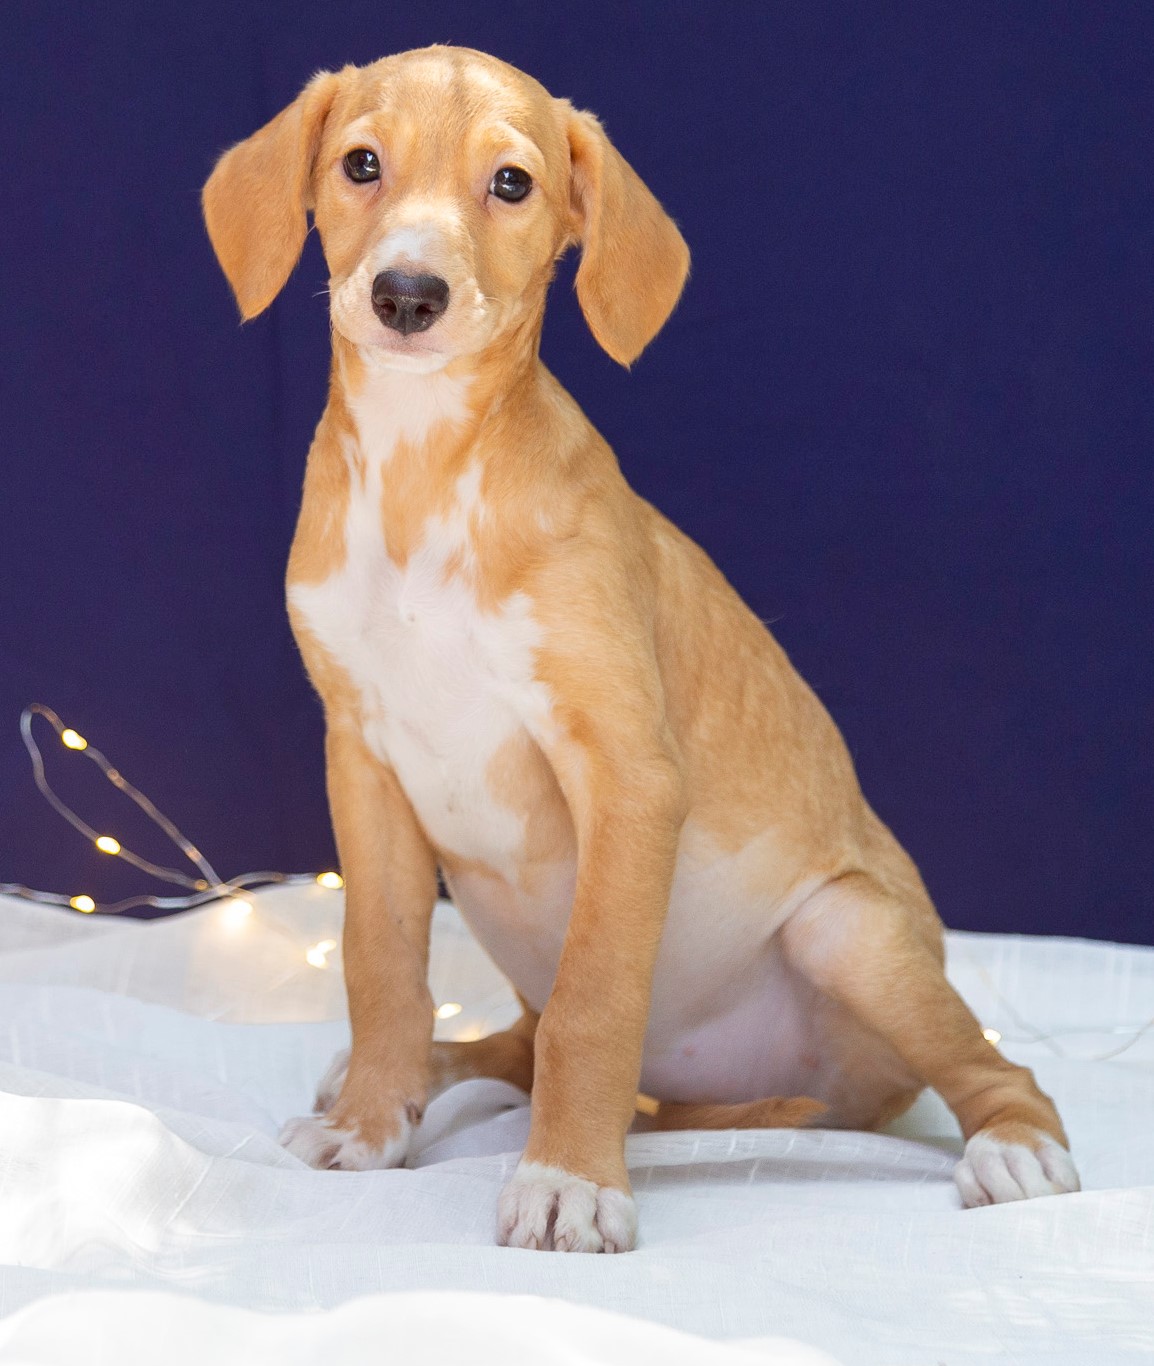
[349,334,453,374]
[361,346,452,375]
[328,317,452,373]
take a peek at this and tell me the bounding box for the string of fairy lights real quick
[0,703,1150,1056]
[0,703,464,1006]
[1,703,347,968]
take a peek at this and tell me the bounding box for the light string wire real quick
[953,939,1154,1064]
[22,703,216,890]
[0,703,341,918]
[0,705,1150,1054]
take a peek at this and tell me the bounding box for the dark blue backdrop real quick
[2,3,1150,943]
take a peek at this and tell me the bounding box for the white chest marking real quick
[290,367,551,872]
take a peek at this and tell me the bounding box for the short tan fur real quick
[204,46,1078,1252]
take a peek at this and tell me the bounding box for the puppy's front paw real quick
[497,1162,637,1252]
[955,1128,1080,1206]
[280,1103,415,1171]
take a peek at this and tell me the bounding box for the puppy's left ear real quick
[566,106,690,367]
[203,71,340,320]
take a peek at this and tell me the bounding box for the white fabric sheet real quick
[0,884,1151,1364]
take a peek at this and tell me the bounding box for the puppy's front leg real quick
[281,720,438,1170]
[498,684,686,1252]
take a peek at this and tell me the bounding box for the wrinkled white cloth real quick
[0,1290,839,1365]
[0,885,1151,1365]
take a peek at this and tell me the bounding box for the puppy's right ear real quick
[203,71,339,320]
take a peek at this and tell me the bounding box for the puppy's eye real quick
[490,166,532,202]
[343,149,381,183]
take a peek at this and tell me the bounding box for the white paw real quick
[497,1162,637,1253]
[279,1107,413,1171]
[312,1047,350,1113]
[955,1130,1081,1206]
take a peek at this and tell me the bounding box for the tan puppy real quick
[203,46,1079,1252]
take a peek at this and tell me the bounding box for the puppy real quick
[203,46,1079,1252]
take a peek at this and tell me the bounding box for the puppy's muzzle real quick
[371,270,451,335]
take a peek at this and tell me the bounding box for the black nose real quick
[371,270,450,334]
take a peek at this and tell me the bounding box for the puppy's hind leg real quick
[781,872,1080,1206]
[315,1003,539,1114]
[429,1002,538,1097]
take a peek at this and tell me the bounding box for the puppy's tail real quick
[643,1094,827,1132]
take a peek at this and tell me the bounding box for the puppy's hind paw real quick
[955,1128,1080,1207]
[279,1107,413,1171]
[312,1047,350,1114]
[497,1162,637,1253]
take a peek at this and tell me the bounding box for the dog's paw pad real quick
[497,1162,637,1252]
[955,1130,1080,1206]
[312,1047,350,1114]
[279,1110,411,1171]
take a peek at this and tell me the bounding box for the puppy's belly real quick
[640,944,824,1104]
[447,840,834,1107]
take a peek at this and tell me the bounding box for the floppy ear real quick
[202,71,339,320]
[566,106,691,367]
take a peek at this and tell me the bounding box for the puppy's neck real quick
[331,323,544,478]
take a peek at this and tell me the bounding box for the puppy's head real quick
[203,47,689,369]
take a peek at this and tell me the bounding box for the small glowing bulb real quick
[61,729,88,751]
[316,871,344,890]
[95,835,121,855]
[221,897,253,930]
[435,1002,463,1020]
[69,895,96,913]
[305,937,338,968]
[982,1027,1002,1045]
